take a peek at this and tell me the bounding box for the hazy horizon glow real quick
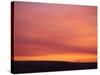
[13,2,97,62]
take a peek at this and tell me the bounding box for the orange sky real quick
[13,2,97,62]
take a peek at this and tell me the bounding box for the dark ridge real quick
[12,61,97,74]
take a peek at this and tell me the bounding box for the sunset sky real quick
[13,2,97,62]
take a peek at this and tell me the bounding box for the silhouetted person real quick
[77,59,79,63]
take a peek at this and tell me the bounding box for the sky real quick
[13,2,97,62]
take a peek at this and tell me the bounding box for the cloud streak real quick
[13,2,97,62]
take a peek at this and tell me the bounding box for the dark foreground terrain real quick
[12,61,97,74]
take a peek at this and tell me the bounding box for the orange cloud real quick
[13,2,97,62]
[14,53,97,62]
